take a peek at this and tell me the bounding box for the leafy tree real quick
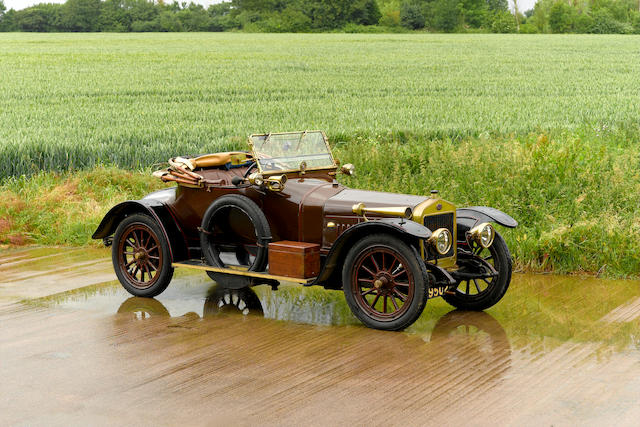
[349,0,381,25]
[590,8,626,32]
[176,3,209,31]
[491,9,516,31]
[379,0,401,27]
[432,0,460,32]
[157,10,183,31]
[15,4,64,31]
[573,12,594,32]
[208,2,240,31]
[400,1,426,29]
[100,0,130,31]
[62,0,102,31]
[459,0,490,28]
[548,1,576,32]
[485,0,508,12]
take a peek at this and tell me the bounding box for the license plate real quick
[428,286,448,299]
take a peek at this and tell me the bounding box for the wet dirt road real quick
[1,248,640,426]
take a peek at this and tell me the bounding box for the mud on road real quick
[1,248,640,426]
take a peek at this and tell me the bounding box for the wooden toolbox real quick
[268,241,320,279]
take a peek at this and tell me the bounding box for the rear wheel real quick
[112,213,173,297]
[342,234,429,331]
[200,195,270,272]
[443,230,511,311]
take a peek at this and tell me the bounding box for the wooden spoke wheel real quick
[343,234,428,331]
[443,230,512,311]
[112,214,173,297]
[118,224,162,289]
[352,247,415,321]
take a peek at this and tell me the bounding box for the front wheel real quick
[342,234,429,331]
[443,230,512,311]
[112,213,174,297]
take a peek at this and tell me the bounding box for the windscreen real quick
[250,131,335,173]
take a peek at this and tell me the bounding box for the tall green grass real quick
[335,128,640,277]
[1,33,639,177]
[1,33,640,277]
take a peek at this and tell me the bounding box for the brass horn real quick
[352,203,413,219]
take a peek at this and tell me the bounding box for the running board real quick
[172,259,316,285]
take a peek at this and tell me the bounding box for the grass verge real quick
[2,127,639,278]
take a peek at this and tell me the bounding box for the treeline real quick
[0,0,639,33]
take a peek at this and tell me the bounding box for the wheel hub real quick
[134,250,147,262]
[374,275,392,292]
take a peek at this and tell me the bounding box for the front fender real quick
[314,218,432,287]
[92,200,189,262]
[457,206,517,229]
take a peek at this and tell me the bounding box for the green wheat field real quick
[1,33,640,276]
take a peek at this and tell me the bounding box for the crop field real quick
[1,33,640,277]
[0,33,639,177]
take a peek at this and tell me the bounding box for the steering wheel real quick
[243,162,257,178]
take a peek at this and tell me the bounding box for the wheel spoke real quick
[387,257,397,274]
[361,265,376,278]
[147,245,158,253]
[148,255,160,260]
[392,268,407,278]
[383,295,388,313]
[125,259,136,268]
[370,254,380,273]
[140,269,145,282]
[390,295,399,311]
[132,265,139,279]
[144,263,151,280]
[394,281,410,287]
[393,288,407,301]
[370,292,381,309]
[474,279,481,293]
[361,288,376,297]
[132,231,141,247]
[148,261,158,272]
[465,280,470,295]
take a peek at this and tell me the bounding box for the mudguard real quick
[456,206,517,241]
[314,218,432,286]
[92,199,189,262]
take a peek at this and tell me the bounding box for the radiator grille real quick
[423,212,455,258]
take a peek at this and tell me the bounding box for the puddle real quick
[2,248,640,425]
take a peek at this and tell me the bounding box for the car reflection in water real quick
[117,286,265,319]
[116,285,511,383]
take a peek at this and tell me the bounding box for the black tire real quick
[112,213,174,298]
[342,234,429,331]
[443,230,512,311]
[200,194,270,272]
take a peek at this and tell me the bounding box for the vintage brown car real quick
[93,131,517,330]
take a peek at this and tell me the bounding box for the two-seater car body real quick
[94,131,517,330]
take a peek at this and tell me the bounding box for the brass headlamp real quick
[428,228,453,255]
[469,222,495,248]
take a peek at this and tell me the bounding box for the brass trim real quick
[172,261,315,284]
[248,130,338,176]
[427,228,453,255]
[326,222,336,228]
[469,222,495,248]
[352,203,413,219]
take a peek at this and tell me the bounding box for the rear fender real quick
[456,206,518,240]
[92,200,188,262]
[315,218,431,289]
